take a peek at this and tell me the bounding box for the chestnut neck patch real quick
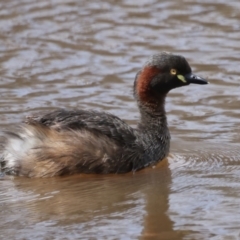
[136,66,160,103]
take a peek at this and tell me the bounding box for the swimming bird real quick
[0,52,208,177]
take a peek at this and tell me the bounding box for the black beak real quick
[185,73,208,85]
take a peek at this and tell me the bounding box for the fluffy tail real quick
[1,124,121,177]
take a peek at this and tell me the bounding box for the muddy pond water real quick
[1,0,240,239]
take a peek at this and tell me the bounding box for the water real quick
[0,0,240,239]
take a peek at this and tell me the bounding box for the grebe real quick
[1,52,208,177]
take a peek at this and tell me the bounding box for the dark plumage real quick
[0,52,208,177]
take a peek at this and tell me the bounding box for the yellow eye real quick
[170,69,177,75]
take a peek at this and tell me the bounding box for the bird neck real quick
[135,95,170,167]
[137,95,168,135]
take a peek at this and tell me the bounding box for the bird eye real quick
[170,69,177,75]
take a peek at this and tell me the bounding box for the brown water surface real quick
[1,0,240,239]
